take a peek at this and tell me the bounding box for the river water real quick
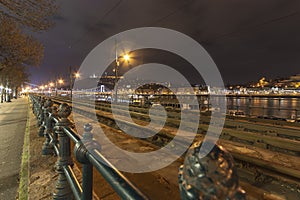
[226,97,300,119]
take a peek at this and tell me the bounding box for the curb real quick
[17,97,30,200]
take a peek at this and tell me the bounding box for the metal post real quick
[82,162,93,200]
[74,124,95,200]
[70,67,76,99]
[31,96,36,115]
[53,103,74,200]
[55,80,58,96]
[115,64,119,103]
[114,39,119,103]
[82,124,94,200]
[69,66,72,98]
[36,96,42,120]
[33,96,38,117]
[207,96,210,112]
[42,99,54,155]
[51,106,59,155]
[55,86,57,96]
[36,97,40,120]
[38,97,46,136]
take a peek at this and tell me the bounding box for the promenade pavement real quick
[0,97,28,200]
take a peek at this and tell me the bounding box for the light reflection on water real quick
[227,97,300,119]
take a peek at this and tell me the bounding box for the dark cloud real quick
[29,0,300,85]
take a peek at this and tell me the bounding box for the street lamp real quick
[40,85,45,95]
[55,78,64,96]
[48,82,54,96]
[75,72,80,79]
[70,71,80,98]
[123,54,130,63]
[114,52,131,103]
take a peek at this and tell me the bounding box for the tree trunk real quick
[3,89,7,102]
[14,86,18,99]
[0,91,3,103]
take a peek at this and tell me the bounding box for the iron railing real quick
[30,94,246,200]
[31,95,148,200]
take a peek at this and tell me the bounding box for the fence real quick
[31,95,148,200]
[30,94,245,200]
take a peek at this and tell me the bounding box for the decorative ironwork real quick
[179,141,246,200]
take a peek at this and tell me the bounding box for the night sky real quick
[29,0,300,85]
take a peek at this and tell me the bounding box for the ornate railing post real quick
[31,96,37,115]
[74,124,97,200]
[42,99,54,155]
[179,141,246,200]
[34,96,41,119]
[81,124,93,200]
[74,124,93,200]
[36,97,42,122]
[38,97,46,136]
[51,106,59,155]
[53,103,74,200]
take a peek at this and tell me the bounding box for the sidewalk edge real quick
[17,97,30,200]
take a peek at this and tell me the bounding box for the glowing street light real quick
[55,78,64,96]
[74,72,80,79]
[113,52,131,102]
[58,79,64,84]
[123,54,130,62]
[70,71,80,98]
[39,85,45,94]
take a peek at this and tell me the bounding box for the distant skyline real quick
[28,0,300,85]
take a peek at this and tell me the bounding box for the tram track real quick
[40,95,300,199]
[55,96,300,156]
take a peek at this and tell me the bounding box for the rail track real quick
[40,95,300,199]
[56,96,300,155]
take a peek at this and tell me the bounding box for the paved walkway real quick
[0,97,28,200]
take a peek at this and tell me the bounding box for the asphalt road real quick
[0,97,28,200]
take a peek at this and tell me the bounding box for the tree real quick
[0,0,57,70]
[0,65,29,101]
[0,0,57,100]
[0,17,44,70]
[0,0,57,31]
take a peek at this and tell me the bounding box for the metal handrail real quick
[29,94,246,200]
[30,95,148,200]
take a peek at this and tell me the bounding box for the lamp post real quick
[44,85,48,96]
[70,70,80,98]
[114,53,130,103]
[55,78,64,96]
[114,60,119,103]
[39,85,45,95]
[49,82,54,96]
